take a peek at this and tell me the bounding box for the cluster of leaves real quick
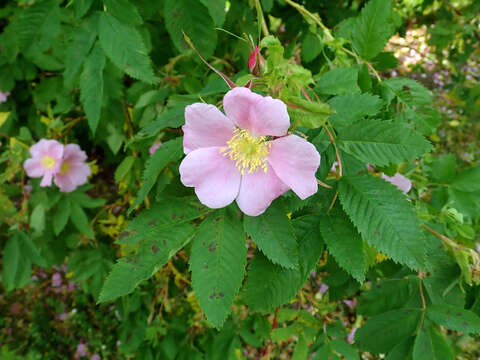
[1,0,479,358]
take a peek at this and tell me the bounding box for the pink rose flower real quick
[54,144,91,192]
[248,45,264,75]
[24,139,64,187]
[381,172,412,194]
[0,91,10,103]
[179,87,320,216]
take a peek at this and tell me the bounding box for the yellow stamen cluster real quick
[221,129,271,175]
[41,156,55,169]
[60,161,70,175]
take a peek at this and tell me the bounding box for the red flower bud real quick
[248,45,264,76]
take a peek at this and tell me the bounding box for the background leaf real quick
[339,174,425,269]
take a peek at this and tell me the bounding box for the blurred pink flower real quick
[24,139,64,187]
[74,343,88,358]
[179,87,320,216]
[149,141,162,155]
[347,327,358,344]
[0,91,10,103]
[381,172,412,194]
[319,283,329,294]
[248,45,264,75]
[52,272,62,287]
[90,354,101,360]
[343,299,357,309]
[54,144,91,192]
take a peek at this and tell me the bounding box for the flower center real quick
[41,156,56,170]
[221,129,271,175]
[60,161,70,175]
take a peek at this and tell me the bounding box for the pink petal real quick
[381,173,412,194]
[268,135,320,199]
[63,144,87,163]
[55,162,90,192]
[40,171,54,187]
[24,159,45,177]
[182,103,235,154]
[179,147,241,208]
[223,87,289,136]
[236,164,289,216]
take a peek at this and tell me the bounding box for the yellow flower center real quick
[60,161,70,175]
[221,129,271,175]
[41,156,56,169]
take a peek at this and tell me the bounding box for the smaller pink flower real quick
[0,91,10,103]
[52,272,62,287]
[54,144,91,192]
[149,141,162,155]
[248,45,264,75]
[24,139,64,187]
[381,172,412,194]
[347,327,358,344]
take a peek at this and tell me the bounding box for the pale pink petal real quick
[40,171,54,187]
[24,159,45,177]
[223,87,289,136]
[182,103,235,154]
[381,173,412,194]
[179,147,241,208]
[29,139,52,158]
[55,162,90,192]
[63,144,87,162]
[0,91,9,103]
[268,135,320,199]
[236,164,289,216]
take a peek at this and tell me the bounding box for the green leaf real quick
[70,202,94,238]
[190,208,246,327]
[164,0,217,58]
[355,308,422,353]
[338,119,432,167]
[30,203,46,234]
[350,0,395,60]
[137,104,187,138]
[328,93,383,128]
[339,174,425,269]
[199,0,227,27]
[451,165,480,192]
[385,338,414,360]
[291,334,308,360]
[2,232,44,291]
[64,15,98,89]
[99,198,209,302]
[74,0,95,18]
[315,67,359,95]
[429,154,456,184]
[114,155,136,183]
[244,253,302,311]
[293,214,324,281]
[320,206,367,283]
[358,277,418,316]
[382,78,433,106]
[104,0,143,25]
[129,137,183,213]
[98,12,155,83]
[53,197,72,236]
[14,0,60,53]
[80,42,105,135]
[244,202,298,269]
[301,31,322,63]
[413,325,455,360]
[331,339,360,360]
[426,304,480,334]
